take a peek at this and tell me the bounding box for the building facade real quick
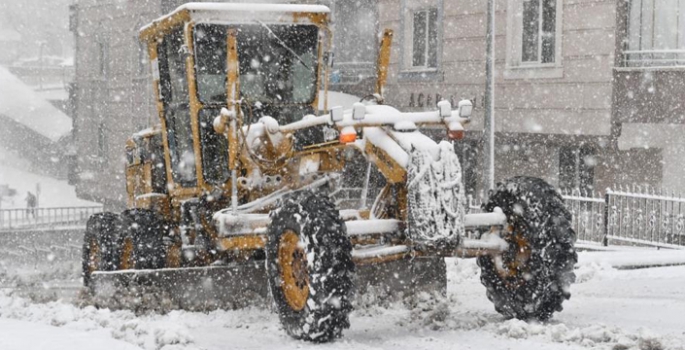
[69,0,685,209]
[69,0,159,207]
[378,0,676,196]
[612,0,685,192]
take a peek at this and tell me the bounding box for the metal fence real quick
[470,187,685,249]
[560,189,606,244]
[605,187,685,249]
[0,206,102,231]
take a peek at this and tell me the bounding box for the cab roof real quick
[140,2,330,42]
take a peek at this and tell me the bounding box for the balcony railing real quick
[622,49,685,68]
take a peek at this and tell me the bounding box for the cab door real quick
[158,28,198,190]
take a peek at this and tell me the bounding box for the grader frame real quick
[83,3,577,343]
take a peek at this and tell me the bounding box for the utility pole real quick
[38,41,47,91]
[483,0,496,197]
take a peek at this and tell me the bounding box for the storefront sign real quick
[408,93,477,109]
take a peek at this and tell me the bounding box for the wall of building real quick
[377,0,619,193]
[69,0,682,206]
[70,0,159,209]
[610,0,685,193]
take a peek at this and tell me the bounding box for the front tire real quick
[266,191,354,342]
[477,177,577,321]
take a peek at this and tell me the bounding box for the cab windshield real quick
[194,23,319,105]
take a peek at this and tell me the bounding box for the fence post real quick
[603,191,610,247]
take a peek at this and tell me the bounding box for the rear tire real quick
[477,176,577,321]
[121,209,167,270]
[266,191,354,342]
[82,212,122,287]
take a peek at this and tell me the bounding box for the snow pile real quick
[578,250,685,269]
[404,291,453,330]
[446,257,481,283]
[0,318,141,350]
[0,291,199,350]
[574,260,616,283]
[495,319,674,350]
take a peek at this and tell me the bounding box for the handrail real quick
[0,206,103,231]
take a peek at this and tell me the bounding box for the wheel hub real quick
[120,237,133,270]
[494,224,532,287]
[88,237,100,274]
[278,230,309,311]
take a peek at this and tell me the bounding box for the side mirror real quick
[179,44,191,59]
[458,100,473,119]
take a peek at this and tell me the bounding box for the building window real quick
[521,0,556,64]
[330,0,378,85]
[625,0,685,67]
[559,147,595,191]
[411,8,438,69]
[400,0,442,81]
[505,0,562,78]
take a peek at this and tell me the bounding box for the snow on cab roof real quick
[175,3,330,14]
[140,2,330,36]
[0,65,71,142]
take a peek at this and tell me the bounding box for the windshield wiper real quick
[254,20,311,70]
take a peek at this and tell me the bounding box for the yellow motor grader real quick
[83,3,577,343]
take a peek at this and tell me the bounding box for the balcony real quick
[622,49,685,69]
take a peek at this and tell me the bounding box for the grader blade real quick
[89,262,269,311]
[87,256,447,311]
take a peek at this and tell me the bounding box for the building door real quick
[559,146,595,191]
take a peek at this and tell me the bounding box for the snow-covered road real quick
[1,254,684,350]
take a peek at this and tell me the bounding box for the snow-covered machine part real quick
[140,3,331,36]
[214,213,401,238]
[463,207,507,227]
[211,173,339,220]
[240,100,471,169]
[406,142,466,248]
[345,219,401,236]
[278,102,471,135]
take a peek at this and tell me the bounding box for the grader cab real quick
[83,3,577,343]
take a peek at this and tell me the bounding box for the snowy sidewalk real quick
[3,256,685,350]
[578,248,685,269]
[0,318,141,350]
